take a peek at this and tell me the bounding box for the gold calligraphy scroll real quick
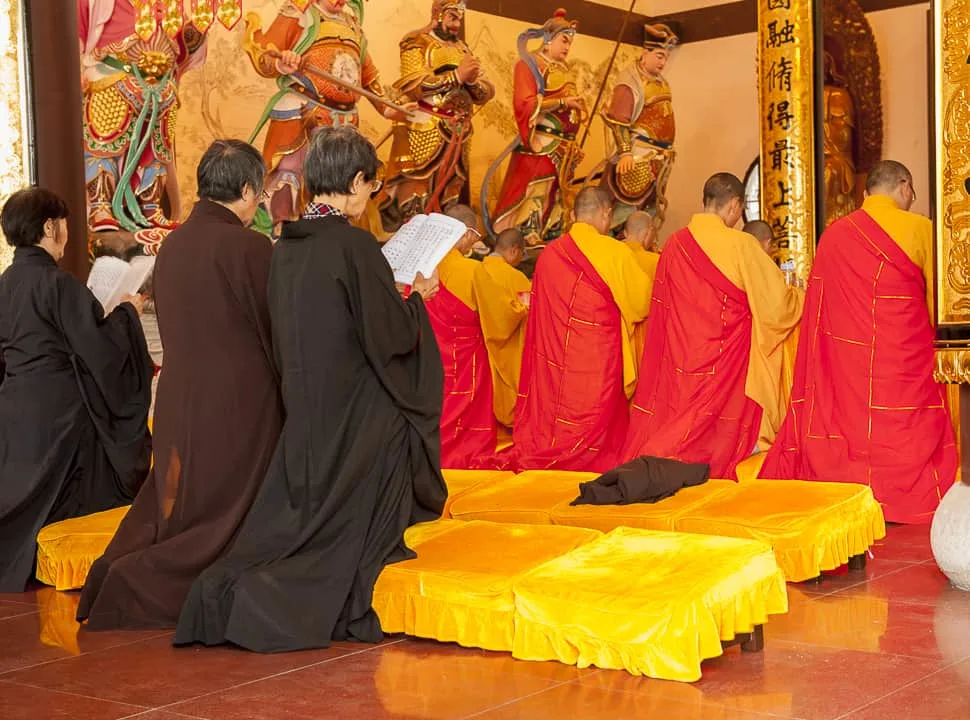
[0,0,31,273]
[758,0,816,281]
[935,0,970,327]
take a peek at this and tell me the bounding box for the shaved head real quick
[702,172,744,210]
[573,186,614,235]
[495,228,525,253]
[625,211,655,249]
[444,203,482,253]
[743,220,773,253]
[865,160,916,211]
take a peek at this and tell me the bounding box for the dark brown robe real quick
[78,200,283,629]
[174,213,447,653]
[0,247,152,592]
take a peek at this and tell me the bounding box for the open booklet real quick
[381,212,467,285]
[87,255,155,314]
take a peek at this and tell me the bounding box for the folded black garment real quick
[571,456,710,506]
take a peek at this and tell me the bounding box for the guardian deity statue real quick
[80,0,209,252]
[379,1,494,230]
[484,8,587,246]
[600,24,677,235]
[245,0,407,230]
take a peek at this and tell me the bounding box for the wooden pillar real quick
[757,0,817,283]
[24,0,88,281]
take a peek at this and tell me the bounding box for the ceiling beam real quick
[469,0,929,46]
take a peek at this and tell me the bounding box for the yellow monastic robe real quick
[571,222,653,397]
[688,214,804,448]
[623,240,659,369]
[861,194,935,320]
[474,256,531,427]
[436,248,479,309]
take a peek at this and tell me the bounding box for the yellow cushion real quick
[512,527,789,682]
[550,479,737,532]
[35,506,129,591]
[674,480,886,582]
[441,469,515,518]
[448,470,594,523]
[372,520,602,652]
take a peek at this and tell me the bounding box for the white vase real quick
[931,479,970,591]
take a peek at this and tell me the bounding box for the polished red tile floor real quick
[1,524,968,719]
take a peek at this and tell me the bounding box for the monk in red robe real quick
[425,205,498,467]
[513,187,652,471]
[760,161,956,523]
[623,173,804,478]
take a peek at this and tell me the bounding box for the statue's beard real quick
[436,23,459,42]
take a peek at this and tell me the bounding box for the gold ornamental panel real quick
[935,0,970,326]
[934,347,970,385]
[0,0,31,273]
[758,0,816,282]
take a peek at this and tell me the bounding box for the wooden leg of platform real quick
[740,625,765,653]
[848,553,867,572]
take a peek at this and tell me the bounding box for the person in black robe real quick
[78,141,283,629]
[0,188,152,592]
[174,126,447,652]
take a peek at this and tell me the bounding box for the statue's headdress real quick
[643,23,677,51]
[541,8,578,43]
[432,0,466,20]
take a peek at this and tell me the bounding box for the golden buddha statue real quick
[823,52,858,226]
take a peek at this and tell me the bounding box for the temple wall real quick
[868,3,931,218]
[171,2,932,236]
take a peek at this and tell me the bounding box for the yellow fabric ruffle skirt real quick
[35,506,130,591]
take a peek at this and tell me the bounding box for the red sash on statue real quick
[425,283,497,468]
[622,228,762,478]
[511,234,629,472]
[760,210,956,523]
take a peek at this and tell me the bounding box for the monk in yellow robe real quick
[743,218,799,434]
[513,187,652,471]
[623,211,658,365]
[474,229,531,428]
[623,173,804,478]
[424,205,498,467]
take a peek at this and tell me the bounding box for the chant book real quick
[87,255,155,314]
[381,213,467,285]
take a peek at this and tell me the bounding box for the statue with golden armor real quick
[245,0,410,231]
[822,51,856,224]
[80,0,212,252]
[379,1,495,230]
[483,8,588,246]
[599,23,677,236]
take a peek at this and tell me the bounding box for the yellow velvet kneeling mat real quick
[673,480,886,582]
[372,520,602,652]
[447,471,595,523]
[550,479,736,532]
[35,506,130,590]
[441,469,516,518]
[512,527,789,682]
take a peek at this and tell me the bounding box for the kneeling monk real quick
[474,229,531,428]
[174,127,447,652]
[760,161,956,523]
[426,205,498,467]
[514,187,652,471]
[623,173,803,478]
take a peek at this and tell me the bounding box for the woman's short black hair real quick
[197,139,266,203]
[304,126,380,197]
[1,187,69,248]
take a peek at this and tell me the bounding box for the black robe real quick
[174,214,447,652]
[0,246,152,592]
[77,201,283,629]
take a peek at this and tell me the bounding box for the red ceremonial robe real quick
[759,210,956,524]
[512,234,629,472]
[426,284,497,468]
[623,228,762,478]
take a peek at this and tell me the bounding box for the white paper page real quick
[381,213,467,284]
[87,255,155,314]
[87,256,130,310]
